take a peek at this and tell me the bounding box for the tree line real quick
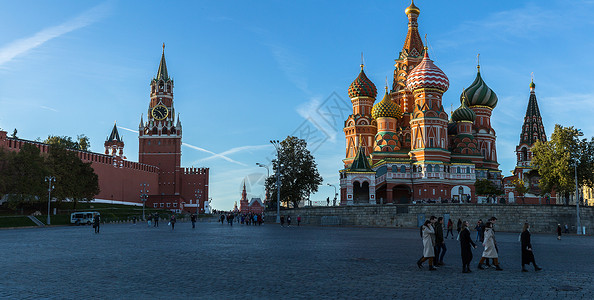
[0,135,99,212]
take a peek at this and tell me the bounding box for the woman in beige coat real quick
[478,222,502,270]
[417,220,437,271]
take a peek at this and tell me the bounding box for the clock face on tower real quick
[151,105,168,120]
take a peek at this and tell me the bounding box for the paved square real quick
[1,222,592,299]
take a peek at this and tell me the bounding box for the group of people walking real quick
[418,216,542,273]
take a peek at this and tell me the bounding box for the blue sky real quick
[2,1,594,210]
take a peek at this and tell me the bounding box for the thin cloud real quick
[0,1,112,66]
[117,126,137,134]
[39,105,58,112]
[297,96,338,142]
[183,143,247,166]
[266,43,309,94]
[202,144,271,162]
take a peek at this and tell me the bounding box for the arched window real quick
[401,165,406,173]
[457,167,461,173]
[427,165,433,172]
[466,167,470,174]
[522,148,528,161]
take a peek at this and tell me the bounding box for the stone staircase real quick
[28,216,45,227]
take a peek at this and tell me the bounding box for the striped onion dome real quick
[461,67,498,109]
[348,65,377,99]
[406,49,449,92]
[372,89,403,119]
[451,95,476,122]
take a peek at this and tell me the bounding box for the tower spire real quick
[520,78,546,146]
[156,43,169,81]
[477,53,480,72]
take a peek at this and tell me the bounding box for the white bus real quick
[70,211,100,225]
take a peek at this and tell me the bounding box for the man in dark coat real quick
[434,217,446,265]
[460,220,476,273]
[521,222,542,272]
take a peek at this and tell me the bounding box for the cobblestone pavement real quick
[1,221,592,299]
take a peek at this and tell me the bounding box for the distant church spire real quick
[519,77,546,146]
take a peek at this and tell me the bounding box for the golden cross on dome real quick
[531,72,534,81]
[477,53,480,71]
[361,52,365,70]
[162,43,165,53]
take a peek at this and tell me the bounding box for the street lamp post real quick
[270,140,282,224]
[573,129,583,235]
[327,183,337,206]
[45,176,55,225]
[256,162,270,206]
[574,163,580,234]
[140,183,149,220]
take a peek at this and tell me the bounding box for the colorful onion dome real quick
[447,120,458,136]
[405,0,420,15]
[372,89,403,119]
[461,67,498,109]
[348,64,377,99]
[529,79,535,89]
[406,49,449,92]
[451,95,476,122]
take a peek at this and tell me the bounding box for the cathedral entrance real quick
[392,185,411,204]
[353,181,370,204]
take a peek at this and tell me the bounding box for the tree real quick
[2,144,48,210]
[11,128,17,138]
[265,136,323,208]
[531,125,594,203]
[475,179,502,196]
[44,134,91,151]
[511,178,530,204]
[46,144,99,209]
[77,134,90,151]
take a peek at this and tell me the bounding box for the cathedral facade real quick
[339,1,501,205]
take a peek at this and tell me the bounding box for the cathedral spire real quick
[520,78,546,146]
[156,43,169,81]
[393,1,424,91]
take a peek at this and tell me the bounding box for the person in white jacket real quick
[478,222,503,270]
[417,219,437,271]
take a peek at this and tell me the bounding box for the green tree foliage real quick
[77,134,90,151]
[511,178,530,204]
[0,141,99,211]
[531,125,594,199]
[265,136,323,208]
[11,128,17,138]
[46,144,100,209]
[2,144,48,210]
[44,134,91,151]
[474,179,502,195]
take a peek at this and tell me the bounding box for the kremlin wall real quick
[0,46,210,213]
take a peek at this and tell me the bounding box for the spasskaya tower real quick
[138,44,209,213]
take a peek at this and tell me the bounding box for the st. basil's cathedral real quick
[339,1,502,205]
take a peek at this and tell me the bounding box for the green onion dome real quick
[348,65,377,99]
[460,67,498,109]
[372,89,403,119]
[452,95,476,122]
